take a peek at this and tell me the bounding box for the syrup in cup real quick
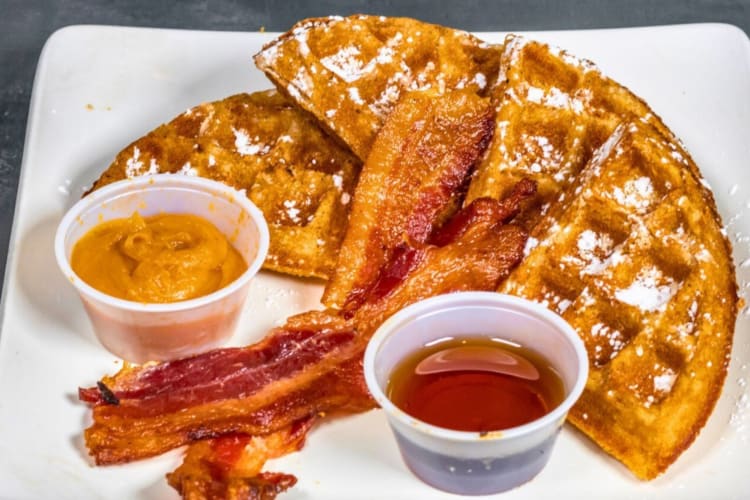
[364,292,588,495]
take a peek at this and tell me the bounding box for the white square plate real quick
[1,23,749,499]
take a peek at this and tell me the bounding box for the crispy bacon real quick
[161,187,533,498]
[322,90,495,309]
[79,324,359,417]
[82,323,371,464]
[352,196,531,336]
[80,183,534,467]
[341,243,425,315]
[167,419,314,500]
[79,87,536,500]
[429,178,536,246]
[342,181,534,321]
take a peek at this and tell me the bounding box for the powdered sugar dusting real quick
[292,25,311,57]
[590,322,627,362]
[125,147,143,177]
[283,200,301,223]
[321,45,364,83]
[178,162,197,176]
[571,229,615,275]
[331,172,344,190]
[653,369,677,393]
[348,87,365,105]
[473,72,486,89]
[125,147,161,178]
[370,82,402,118]
[289,67,313,100]
[523,85,590,113]
[610,176,654,212]
[615,267,678,312]
[523,236,539,256]
[233,128,270,156]
[320,33,402,84]
[526,86,544,103]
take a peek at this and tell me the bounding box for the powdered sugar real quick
[348,87,365,105]
[523,236,539,256]
[523,85,589,113]
[570,229,616,275]
[370,82,401,118]
[125,147,143,177]
[331,172,343,190]
[615,266,678,312]
[320,45,364,83]
[283,200,301,223]
[125,147,161,178]
[473,72,487,89]
[653,369,677,393]
[178,162,197,176]
[320,33,402,85]
[526,86,544,103]
[233,128,270,156]
[610,177,654,212]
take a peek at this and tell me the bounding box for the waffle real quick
[254,15,502,161]
[500,120,738,479]
[89,90,361,279]
[465,34,701,228]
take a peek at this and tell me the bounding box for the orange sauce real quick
[71,212,247,303]
[386,337,565,432]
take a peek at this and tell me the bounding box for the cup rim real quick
[363,291,589,442]
[54,174,270,313]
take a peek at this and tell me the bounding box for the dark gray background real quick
[2,0,749,288]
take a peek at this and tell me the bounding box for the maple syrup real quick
[386,337,565,432]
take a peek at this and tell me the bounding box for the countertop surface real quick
[2,0,749,289]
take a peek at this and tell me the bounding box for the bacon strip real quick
[80,324,358,417]
[82,321,370,464]
[162,187,534,498]
[429,178,536,247]
[322,90,495,309]
[341,243,424,315]
[80,183,534,466]
[167,418,314,500]
[80,86,534,499]
[352,196,531,336]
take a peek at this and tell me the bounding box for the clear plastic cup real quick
[364,292,588,495]
[54,174,269,363]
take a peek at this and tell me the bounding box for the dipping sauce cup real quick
[364,292,588,495]
[55,174,269,363]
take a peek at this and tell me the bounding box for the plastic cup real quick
[54,174,269,363]
[363,292,588,495]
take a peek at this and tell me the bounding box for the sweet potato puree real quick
[71,212,247,303]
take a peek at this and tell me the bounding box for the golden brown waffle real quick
[466,34,701,228]
[89,90,361,280]
[500,120,738,479]
[253,15,502,161]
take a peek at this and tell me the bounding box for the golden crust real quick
[499,118,737,479]
[470,36,737,477]
[89,91,361,279]
[254,15,502,161]
[466,35,703,227]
